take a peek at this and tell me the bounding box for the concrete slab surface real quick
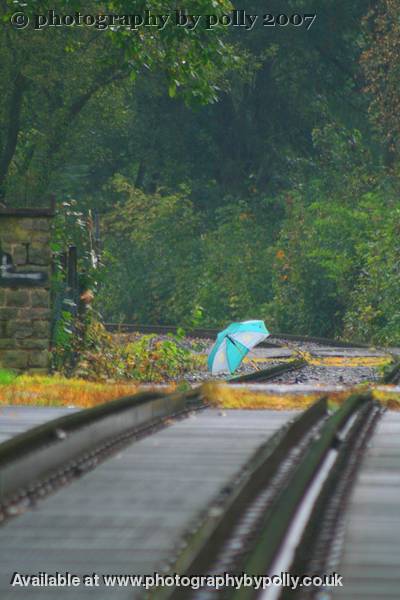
[0,406,78,444]
[331,412,400,599]
[0,408,296,599]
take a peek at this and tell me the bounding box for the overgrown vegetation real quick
[2,1,400,345]
[0,374,167,408]
[53,319,199,381]
[203,383,400,411]
[0,369,17,385]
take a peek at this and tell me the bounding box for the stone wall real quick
[0,208,54,374]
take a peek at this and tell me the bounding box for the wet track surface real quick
[0,409,295,599]
[1,335,400,599]
[332,412,400,600]
[0,406,78,444]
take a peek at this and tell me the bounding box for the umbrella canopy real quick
[207,320,270,375]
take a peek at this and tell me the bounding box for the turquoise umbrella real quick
[208,320,270,375]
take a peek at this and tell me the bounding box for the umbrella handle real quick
[248,359,260,371]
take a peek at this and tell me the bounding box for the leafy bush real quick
[99,184,281,329]
[98,177,202,324]
[270,192,374,336]
[0,369,18,385]
[344,206,400,344]
[192,201,278,327]
[55,319,199,382]
[88,127,400,346]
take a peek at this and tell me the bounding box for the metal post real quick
[67,245,78,305]
[94,210,102,262]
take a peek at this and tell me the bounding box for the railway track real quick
[0,406,78,445]
[106,322,385,386]
[0,334,399,598]
[0,397,296,599]
[154,391,381,600]
[0,376,396,598]
[0,389,204,520]
[382,357,400,384]
[104,322,367,349]
[228,359,308,384]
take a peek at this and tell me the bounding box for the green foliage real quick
[268,124,389,337]
[193,201,278,326]
[51,309,75,371]
[344,202,400,345]
[98,187,281,328]
[360,0,400,163]
[98,177,202,323]
[270,192,371,336]
[0,0,237,202]
[55,319,199,381]
[4,0,400,348]
[0,369,18,385]
[124,336,197,381]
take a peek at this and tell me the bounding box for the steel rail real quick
[0,388,205,512]
[382,356,400,384]
[153,396,328,600]
[230,393,377,600]
[280,400,382,600]
[104,322,368,348]
[229,342,392,387]
[269,333,368,349]
[227,358,307,384]
[105,323,281,348]
[153,392,376,600]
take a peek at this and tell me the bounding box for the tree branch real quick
[0,71,28,200]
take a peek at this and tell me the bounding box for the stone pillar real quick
[0,206,54,374]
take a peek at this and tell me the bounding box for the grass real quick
[308,356,391,368]
[0,356,399,411]
[372,387,400,410]
[0,374,175,408]
[201,382,400,411]
[0,369,18,385]
[198,354,392,368]
[1,377,399,410]
[201,382,322,410]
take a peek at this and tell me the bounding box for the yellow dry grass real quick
[201,382,400,411]
[0,375,174,408]
[201,383,321,410]
[199,353,391,368]
[371,387,400,410]
[1,371,399,413]
[308,356,391,368]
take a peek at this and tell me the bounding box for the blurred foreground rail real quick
[0,379,399,598]
[0,338,400,598]
[329,411,400,600]
[157,392,381,600]
[0,406,78,445]
[0,394,294,599]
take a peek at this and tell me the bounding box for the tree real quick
[0,0,234,202]
[360,0,400,165]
